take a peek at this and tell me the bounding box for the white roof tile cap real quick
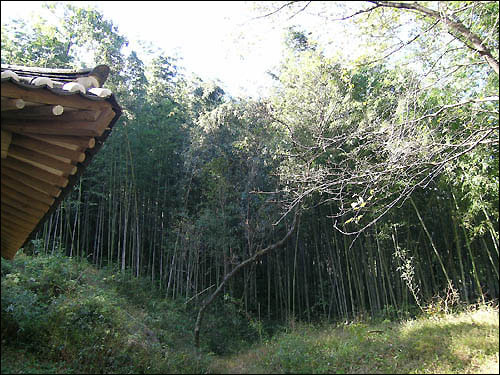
[31,77,54,88]
[77,76,99,89]
[62,82,86,94]
[88,87,112,98]
[1,70,20,81]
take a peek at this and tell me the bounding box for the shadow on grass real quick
[209,311,499,374]
[393,318,499,373]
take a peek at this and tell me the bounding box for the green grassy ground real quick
[2,252,498,374]
[1,252,255,374]
[209,305,499,374]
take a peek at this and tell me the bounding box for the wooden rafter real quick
[1,64,122,260]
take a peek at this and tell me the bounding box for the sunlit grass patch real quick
[212,305,499,374]
[397,305,499,374]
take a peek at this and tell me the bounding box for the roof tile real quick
[1,64,122,260]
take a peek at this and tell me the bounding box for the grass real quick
[2,252,498,374]
[1,252,257,374]
[210,305,499,374]
[1,347,73,374]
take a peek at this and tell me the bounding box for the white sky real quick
[1,1,361,98]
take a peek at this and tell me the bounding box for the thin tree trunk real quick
[410,197,452,288]
[292,217,300,319]
[462,226,485,303]
[194,208,300,348]
[481,207,499,257]
[122,189,129,272]
[450,193,469,303]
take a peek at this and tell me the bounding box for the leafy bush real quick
[1,253,216,373]
[200,295,261,355]
[1,279,48,347]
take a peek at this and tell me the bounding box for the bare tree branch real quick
[407,96,499,124]
[355,20,440,68]
[251,1,300,20]
[287,0,312,21]
[328,4,382,21]
[194,204,300,348]
[368,1,499,75]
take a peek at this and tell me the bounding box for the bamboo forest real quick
[1,2,498,374]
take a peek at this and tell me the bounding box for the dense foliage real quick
[1,0,498,357]
[1,252,264,373]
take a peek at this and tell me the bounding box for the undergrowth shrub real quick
[1,251,84,348]
[200,295,261,355]
[1,253,213,373]
[1,281,48,347]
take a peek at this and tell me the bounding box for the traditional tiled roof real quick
[1,64,122,259]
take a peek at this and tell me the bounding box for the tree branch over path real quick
[253,1,498,75]
[368,1,499,75]
[194,205,301,348]
[252,1,300,20]
[407,96,499,124]
[250,1,498,237]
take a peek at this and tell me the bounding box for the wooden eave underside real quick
[1,79,121,260]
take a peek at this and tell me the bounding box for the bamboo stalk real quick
[480,237,499,279]
[481,207,499,257]
[69,179,82,258]
[461,225,485,303]
[450,193,469,303]
[51,206,60,255]
[375,223,398,311]
[333,222,348,319]
[44,215,52,255]
[317,216,335,317]
[292,217,300,319]
[410,197,452,288]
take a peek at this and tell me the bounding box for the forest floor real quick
[209,305,499,374]
[1,252,498,374]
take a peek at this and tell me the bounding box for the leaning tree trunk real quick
[194,207,300,348]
